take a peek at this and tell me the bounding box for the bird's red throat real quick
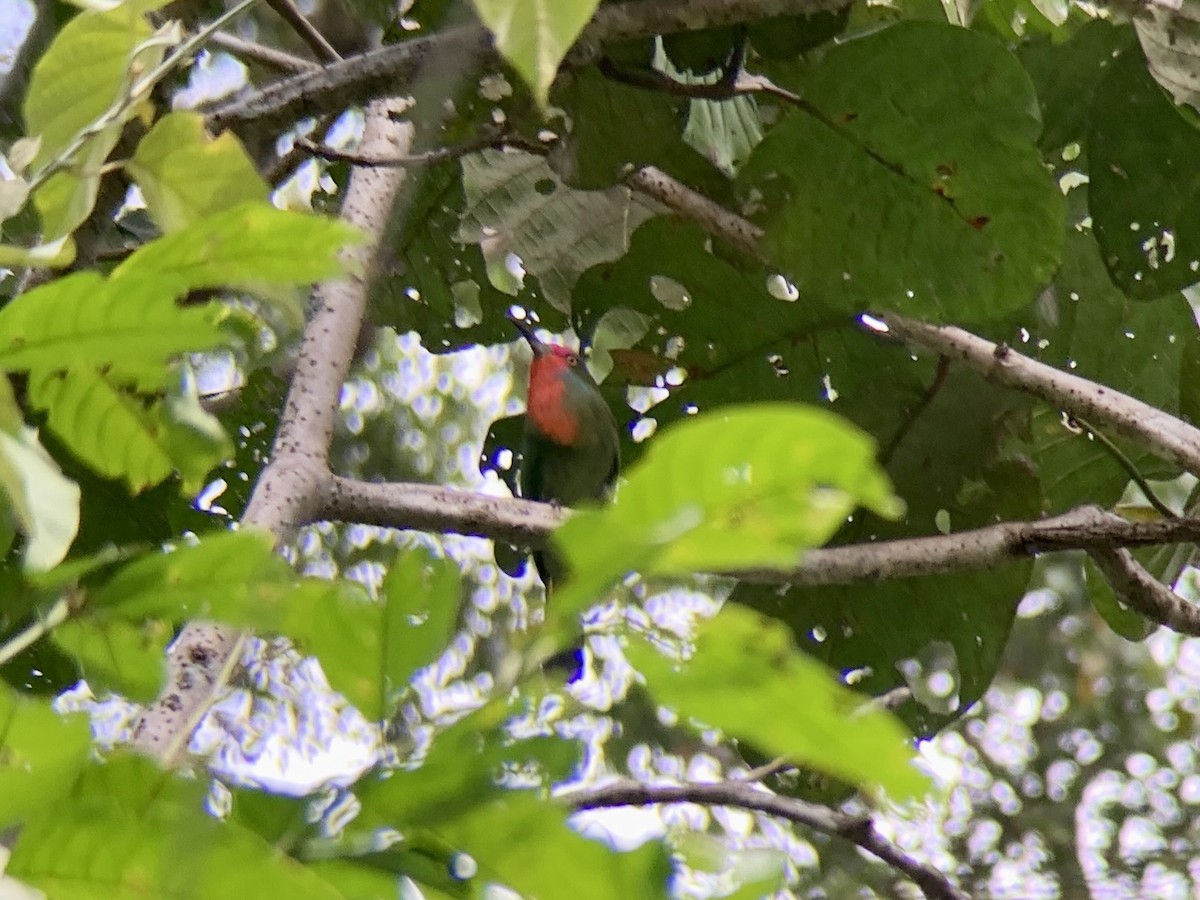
[527,358,580,445]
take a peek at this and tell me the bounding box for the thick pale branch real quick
[328,477,565,547]
[131,102,415,763]
[567,780,968,900]
[207,0,847,134]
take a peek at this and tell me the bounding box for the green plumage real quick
[514,320,620,590]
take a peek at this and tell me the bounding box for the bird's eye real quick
[566,354,579,367]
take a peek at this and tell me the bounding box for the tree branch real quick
[625,166,763,257]
[263,0,341,64]
[293,132,548,168]
[566,779,969,900]
[1088,548,1200,635]
[209,31,320,74]
[878,315,1200,479]
[206,0,849,135]
[131,100,416,763]
[322,489,1200,590]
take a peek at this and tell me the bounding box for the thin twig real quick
[293,132,548,169]
[1071,415,1178,520]
[567,780,969,900]
[263,0,341,63]
[209,31,319,73]
[0,597,71,668]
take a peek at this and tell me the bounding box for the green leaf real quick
[470,0,600,106]
[112,202,363,295]
[128,111,270,232]
[0,272,231,374]
[357,699,576,831]
[734,365,1038,739]
[89,530,356,630]
[438,792,671,900]
[741,21,1063,323]
[1028,226,1191,509]
[372,161,539,353]
[552,403,901,618]
[0,684,91,830]
[0,424,81,572]
[28,367,232,495]
[32,122,123,241]
[52,617,172,702]
[379,547,462,704]
[628,605,929,800]
[1017,20,1134,155]
[552,66,687,190]
[8,756,345,900]
[22,7,154,167]
[86,531,460,716]
[1088,46,1200,299]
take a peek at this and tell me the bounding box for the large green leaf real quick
[22,7,154,167]
[551,66,688,190]
[735,364,1039,738]
[379,547,463,703]
[470,0,600,106]
[551,403,901,620]
[113,202,363,293]
[1027,225,1191,509]
[0,685,91,830]
[7,755,344,900]
[85,532,463,717]
[372,160,541,352]
[1088,46,1200,300]
[1017,19,1135,155]
[741,20,1063,322]
[629,604,928,799]
[28,367,232,495]
[51,617,171,702]
[0,427,80,572]
[0,272,230,375]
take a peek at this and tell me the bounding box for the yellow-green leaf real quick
[128,111,269,232]
[471,0,600,106]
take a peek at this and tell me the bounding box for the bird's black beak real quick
[510,316,548,357]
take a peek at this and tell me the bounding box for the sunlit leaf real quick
[628,604,929,799]
[22,7,154,167]
[552,403,901,618]
[128,111,270,232]
[0,272,230,374]
[112,202,363,294]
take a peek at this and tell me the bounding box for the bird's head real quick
[512,318,602,445]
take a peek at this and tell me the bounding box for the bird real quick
[512,317,620,592]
